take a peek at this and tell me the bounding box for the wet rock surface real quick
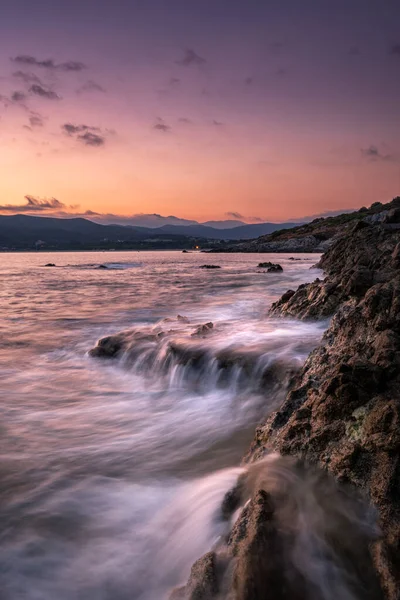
[252,222,400,599]
[174,215,399,600]
[170,456,383,600]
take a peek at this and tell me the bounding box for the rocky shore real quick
[172,205,400,599]
[211,197,400,253]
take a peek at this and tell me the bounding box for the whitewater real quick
[0,250,344,599]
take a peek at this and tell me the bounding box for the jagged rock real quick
[44,263,56,267]
[176,457,383,600]
[191,322,214,337]
[169,552,219,600]
[252,222,400,598]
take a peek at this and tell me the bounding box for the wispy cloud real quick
[77,80,106,94]
[178,117,193,125]
[11,91,27,103]
[29,84,60,100]
[225,211,244,219]
[0,195,67,213]
[153,118,171,133]
[361,145,393,161]
[390,44,400,56]
[29,113,44,127]
[176,49,206,67]
[13,70,43,85]
[12,55,86,71]
[62,123,99,135]
[78,131,105,147]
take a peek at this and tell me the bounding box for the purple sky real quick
[0,0,399,222]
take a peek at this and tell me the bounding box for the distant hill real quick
[152,221,302,240]
[0,214,303,250]
[210,198,400,253]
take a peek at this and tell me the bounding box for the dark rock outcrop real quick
[251,222,400,599]
[44,263,56,267]
[200,265,221,269]
[258,262,283,272]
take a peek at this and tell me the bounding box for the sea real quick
[0,250,327,599]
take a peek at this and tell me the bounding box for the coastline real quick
[169,211,400,599]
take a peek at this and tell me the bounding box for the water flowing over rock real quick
[176,214,399,600]
[170,455,383,600]
[88,317,314,396]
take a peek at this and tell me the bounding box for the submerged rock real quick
[200,265,221,269]
[191,322,214,337]
[44,263,56,267]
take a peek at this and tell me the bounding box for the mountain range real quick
[0,214,302,251]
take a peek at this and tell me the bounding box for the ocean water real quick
[0,250,327,599]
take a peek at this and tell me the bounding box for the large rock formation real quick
[172,213,400,600]
[250,218,400,599]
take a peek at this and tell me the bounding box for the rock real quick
[257,262,282,271]
[98,264,108,269]
[177,314,190,323]
[200,265,221,269]
[177,456,383,600]
[44,263,56,267]
[182,250,189,253]
[169,552,219,600]
[191,322,214,337]
[256,222,400,598]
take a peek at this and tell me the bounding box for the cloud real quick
[390,44,400,56]
[12,55,86,71]
[0,195,67,213]
[77,131,105,147]
[225,211,244,219]
[249,216,264,223]
[77,80,106,94]
[212,119,223,126]
[13,70,43,85]
[169,77,181,86]
[29,84,60,100]
[61,123,107,147]
[11,91,27,103]
[361,145,393,161]
[178,117,193,124]
[245,77,253,85]
[176,49,206,67]
[62,123,99,135]
[153,118,171,133]
[29,114,44,127]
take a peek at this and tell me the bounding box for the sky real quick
[0,0,399,224]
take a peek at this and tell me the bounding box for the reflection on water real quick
[0,250,324,599]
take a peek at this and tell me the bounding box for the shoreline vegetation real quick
[168,201,400,599]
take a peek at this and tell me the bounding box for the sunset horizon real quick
[1,0,399,224]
